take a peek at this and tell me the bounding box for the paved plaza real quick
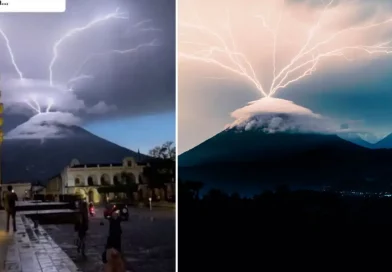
[0,207,175,272]
[43,207,175,272]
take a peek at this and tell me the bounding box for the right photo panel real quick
[178,0,392,266]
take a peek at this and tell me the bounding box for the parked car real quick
[104,203,129,221]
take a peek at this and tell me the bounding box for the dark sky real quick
[0,0,175,152]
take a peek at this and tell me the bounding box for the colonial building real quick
[47,157,148,204]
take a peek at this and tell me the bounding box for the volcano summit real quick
[179,98,392,194]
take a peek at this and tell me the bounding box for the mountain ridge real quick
[1,125,149,184]
[178,123,392,193]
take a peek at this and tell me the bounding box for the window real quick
[127,160,132,167]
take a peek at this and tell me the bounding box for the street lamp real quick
[148,197,152,211]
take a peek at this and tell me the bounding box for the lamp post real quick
[148,197,152,211]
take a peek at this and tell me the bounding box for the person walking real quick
[3,185,18,233]
[74,200,89,257]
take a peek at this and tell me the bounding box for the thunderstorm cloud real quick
[0,0,175,139]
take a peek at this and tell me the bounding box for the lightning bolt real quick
[67,74,94,90]
[0,27,23,79]
[0,8,159,120]
[133,19,152,28]
[68,74,94,84]
[68,39,159,89]
[179,0,392,98]
[24,96,54,114]
[45,98,54,113]
[24,99,40,114]
[0,27,53,114]
[49,8,129,86]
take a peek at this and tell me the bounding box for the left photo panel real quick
[0,0,176,272]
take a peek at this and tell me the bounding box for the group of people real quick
[75,200,125,272]
[3,187,125,271]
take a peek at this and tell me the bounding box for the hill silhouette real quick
[1,125,148,183]
[179,127,392,192]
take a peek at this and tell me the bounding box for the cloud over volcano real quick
[0,0,175,138]
[227,97,346,134]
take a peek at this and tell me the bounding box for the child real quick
[104,247,125,272]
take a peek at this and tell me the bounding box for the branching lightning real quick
[49,8,128,86]
[0,7,160,116]
[68,39,159,90]
[179,0,392,98]
[0,27,24,79]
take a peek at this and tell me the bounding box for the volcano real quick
[179,99,392,193]
[1,124,148,184]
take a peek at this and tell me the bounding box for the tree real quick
[97,183,138,201]
[143,158,175,188]
[185,181,204,200]
[149,141,176,160]
[121,171,136,185]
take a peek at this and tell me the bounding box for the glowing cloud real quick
[227,97,334,133]
[231,97,320,120]
[6,112,81,139]
[179,0,392,98]
[2,78,85,114]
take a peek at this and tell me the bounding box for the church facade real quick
[46,157,148,204]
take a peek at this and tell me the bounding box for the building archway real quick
[87,175,98,186]
[113,173,121,185]
[74,175,84,186]
[100,174,111,186]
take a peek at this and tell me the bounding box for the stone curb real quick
[3,213,81,272]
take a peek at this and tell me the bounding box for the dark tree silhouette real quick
[149,141,176,160]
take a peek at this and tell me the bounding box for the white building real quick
[47,157,148,203]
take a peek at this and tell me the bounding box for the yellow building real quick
[47,157,148,204]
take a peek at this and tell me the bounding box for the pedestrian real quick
[3,185,18,233]
[74,200,89,257]
[102,208,125,272]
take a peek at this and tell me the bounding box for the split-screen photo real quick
[178,0,392,269]
[1,0,392,271]
[0,0,175,271]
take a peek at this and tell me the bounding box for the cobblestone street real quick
[43,208,175,272]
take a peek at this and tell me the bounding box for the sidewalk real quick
[0,210,12,271]
[2,211,81,272]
